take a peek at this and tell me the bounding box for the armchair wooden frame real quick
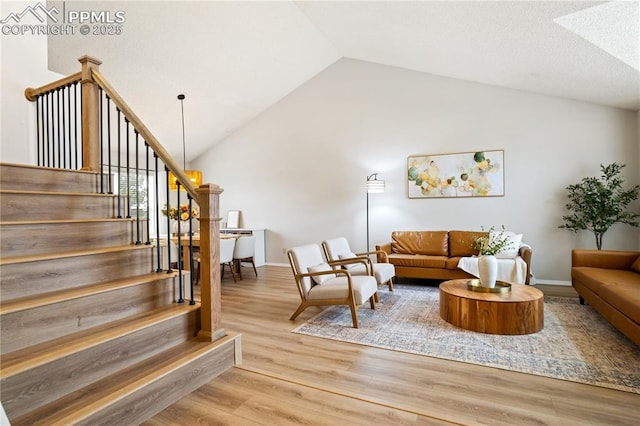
[321,242,394,292]
[287,252,376,328]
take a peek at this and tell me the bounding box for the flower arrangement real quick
[161,204,198,221]
[472,225,514,256]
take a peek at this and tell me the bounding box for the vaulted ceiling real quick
[48,1,640,162]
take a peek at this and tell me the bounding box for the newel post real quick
[79,55,102,171]
[196,183,226,341]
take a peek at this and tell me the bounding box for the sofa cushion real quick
[449,230,485,257]
[572,267,615,295]
[388,254,447,269]
[491,231,523,258]
[631,256,640,273]
[445,257,463,270]
[392,231,448,256]
[598,277,640,323]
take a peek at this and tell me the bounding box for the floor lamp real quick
[366,173,385,251]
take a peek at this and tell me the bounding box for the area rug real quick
[292,285,640,394]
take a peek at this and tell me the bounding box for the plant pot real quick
[478,255,498,288]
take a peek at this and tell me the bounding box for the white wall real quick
[193,58,639,283]
[0,1,63,164]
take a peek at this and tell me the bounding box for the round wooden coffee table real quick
[439,279,544,335]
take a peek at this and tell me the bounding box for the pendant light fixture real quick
[169,93,202,190]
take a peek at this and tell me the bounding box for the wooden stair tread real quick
[0,244,155,266]
[0,162,99,174]
[12,334,238,426]
[0,189,115,197]
[1,218,135,225]
[1,302,200,378]
[0,271,181,315]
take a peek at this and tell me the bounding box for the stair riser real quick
[1,276,181,355]
[1,309,199,420]
[78,339,236,426]
[0,164,99,193]
[0,192,122,221]
[1,221,135,257]
[1,249,157,302]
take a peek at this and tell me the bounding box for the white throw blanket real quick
[457,256,527,284]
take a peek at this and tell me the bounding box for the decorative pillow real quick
[490,231,523,259]
[307,263,335,285]
[338,252,359,269]
[631,256,640,273]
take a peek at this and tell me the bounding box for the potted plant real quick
[559,163,639,250]
[472,226,514,288]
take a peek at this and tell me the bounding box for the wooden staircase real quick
[0,163,240,425]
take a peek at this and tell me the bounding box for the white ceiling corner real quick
[554,0,640,72]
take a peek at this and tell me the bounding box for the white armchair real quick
[287,244,378,328]
[322,237,395,291]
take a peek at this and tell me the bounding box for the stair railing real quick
[24,55,225,342]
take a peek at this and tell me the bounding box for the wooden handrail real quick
[24,72,82,101]
[91,69,199,201]
[22,55,224,343]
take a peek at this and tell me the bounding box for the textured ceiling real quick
[47,1,640,161]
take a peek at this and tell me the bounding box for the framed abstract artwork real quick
[407,150,504,198]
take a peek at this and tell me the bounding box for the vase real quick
[477,255,498,288]
[173,220,193,236]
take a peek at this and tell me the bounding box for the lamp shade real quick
[169,170,202,190]
[366,174,385,193]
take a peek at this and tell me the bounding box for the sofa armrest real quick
[518,246,532,285]
[375,243,391,263]
[572,249,639,270]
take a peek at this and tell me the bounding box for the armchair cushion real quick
[338,252,360,269]
[307,276,377,304]
[307,263,336,284]
[631,256,640,273]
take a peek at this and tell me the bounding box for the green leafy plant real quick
[559,163,639,250]
[472,226,514,256]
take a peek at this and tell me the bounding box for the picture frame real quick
[226,210,241,229]
[407,150,504,198]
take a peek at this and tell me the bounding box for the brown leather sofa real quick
[376,230,532,285]
[571,249,640,347]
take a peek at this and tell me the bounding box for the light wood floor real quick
[146,266,640,425]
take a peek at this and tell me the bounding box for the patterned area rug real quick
[292,285,640,394]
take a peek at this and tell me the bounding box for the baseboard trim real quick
[535,279,571,286]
